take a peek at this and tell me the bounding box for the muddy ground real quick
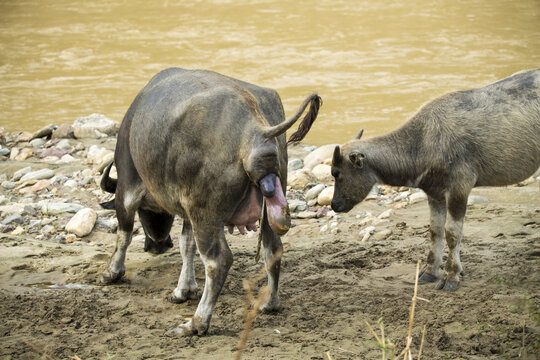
[1,166,539,359]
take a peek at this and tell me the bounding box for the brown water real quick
[0,0,539,145]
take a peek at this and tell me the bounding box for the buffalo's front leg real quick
[419,196,446,283]
[168,225,233,336]
[169,221,199,303]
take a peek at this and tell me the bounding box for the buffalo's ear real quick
[349,151,365,168]
[333,146,342,166]
[354,129,364,140]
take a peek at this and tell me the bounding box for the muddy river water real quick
[0,0,538,145]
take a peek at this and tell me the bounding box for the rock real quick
[95,217,118,233]
[296,211,318,219]
[373,229,392,241]
[360,226,376,242]
[359,216,376,226]
[0,203,28,215]
[312,164,332,182]
[13,166,32,181]
[307,199,317,206]
[14,148,33,161]
[305,184,325,201]
[11,226,24,235]
[58,154,77,163]
[1,214,24,225]
[52,124,75,139]
[31,124,57,140]
[316,206,329,218]
[96,152,115,170]
[20,168,55,182]
[288,199,308,212]
[287,158,303,171]
[320,224,328,232]
[23,205,37,216]
[56,139,72,150]
[65,234,77,243]
[409,192,427,204]
[30,138,47,148]
[1,181,16,190]
[467,195,489,205]
[16,132,33,142]
[378,209,393,219]
[1,224,15,233]
[0,148,10,157]
[87,145,114,164]
[18,179,52,195]
[65,208,97,237]
[39,202,84,215]
[317,186,334,206]
[40,147,70,159]
[42,225,56,234]
[303,144,338,170]
[64,179,78,188]
[73,114,119,139]
[9,147,19,160]
[287,169,317,190]
[365,185,381,200]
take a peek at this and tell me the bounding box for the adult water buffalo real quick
[99,67,321,336]
[331,69,540,290]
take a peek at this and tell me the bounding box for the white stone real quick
[0,203,29,215]
[296,211,318,219]
[317,187,335,206]
[374,229,392,241]
[303,144,338,170]
[305,184,325,201]
[288,199,308,212]
[73,114,119,139]
[312,164,332,182]
[64,179,78,188]
[56,139,72,150]
[58,154,76,163]
[20,168,55,182]
[320,224,329,232]
[39,201,84,215]
[378,209,393,219]
[287,169,317,190]
[467,195,489,205]
[409,192,427,204]
[287,158,303,171]
[12,166,32,181]
[65,208,97,237]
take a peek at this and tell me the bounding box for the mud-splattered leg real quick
[169,221,199,303]
[419,196,447,283]
[168,225,233,336]
[436,191,468,291]
[259,204,282,312]
[100,191,138,284]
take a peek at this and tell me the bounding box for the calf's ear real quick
[354,129,364,140]
[349,151,365,168]
[333,146,342,166]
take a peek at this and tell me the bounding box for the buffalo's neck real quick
[365,124,426,187]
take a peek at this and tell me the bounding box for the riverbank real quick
[0,119,539,359]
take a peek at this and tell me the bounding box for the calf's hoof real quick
[168,288,199,303]
[418,272,438,284]
[165,319,208,337]
[259,298,281,313]
[144,235,174,254]
[435,278,461,291]
[99,269,124,285]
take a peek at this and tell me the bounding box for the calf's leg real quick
[169,221,199,303]
[436,191,468,291]
[168,225,233,336]
[419,196,446,283]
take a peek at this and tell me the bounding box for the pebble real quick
[0,148,10,156]
[311,164,332,182]
[287,158,303,171]
[467,195,489,205]
[305,184,325,201]
[95,217,118,233]
[1,214,24,225]
[409,192,427,204]
[11,226,25,235]
[30,138,47,148]
[12,167,32,181]
[39,202,84,215]
[303,144,338,170]
[373,229,392,241]
[20,168,55,182]
[65,208,97,237]
[64,179,78,188]
[377,209,393,219]
[287,169,317,190]
[360,226,376,242]
[288,199,308,212]
[1,181,16,190]
[296,211,318,219]
[317,186,334,206]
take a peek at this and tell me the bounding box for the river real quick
[0,0,538,145]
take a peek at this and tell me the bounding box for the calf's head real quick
[331,137,378,213]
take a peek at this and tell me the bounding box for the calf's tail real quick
[261,93,322,144]
[100,161,117,193]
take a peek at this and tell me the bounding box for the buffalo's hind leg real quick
[138,208,174,254]
[168,224,233,336]
[169,221,199,303]
[100,190,139,284]
[259,204,283,312]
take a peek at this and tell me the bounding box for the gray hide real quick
[331,69,540,291]
[99,68,321,336]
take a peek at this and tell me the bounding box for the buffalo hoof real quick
[435,278,461,291]
[168,289,199,304]
[99,269,124,285]
[144,235,174,254]
[418,272,438,283]
[259,299,281,313]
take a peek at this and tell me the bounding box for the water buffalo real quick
[99,67,321,336]
[331,69,540,290]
